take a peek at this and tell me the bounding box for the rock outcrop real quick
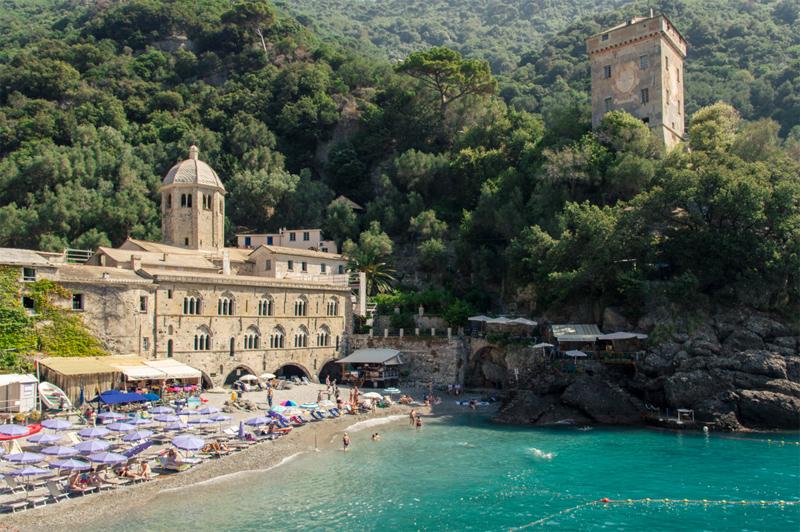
[493,308,799,430]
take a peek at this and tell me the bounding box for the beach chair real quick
[46,481,70,503]
[66,432,81,445]
[328,408,341,417]
[301,376,310,385]
[310,411,325,421]
[291,376,302,386]
[157,455,192,472]
[4,476,25,495]
[69,484,98,497]
[3,499,30,513]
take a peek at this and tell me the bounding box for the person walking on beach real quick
[326,375,330,387]
[416,415,422,428]
[409,409,416,426]
[317,389,323,403]
[343,433,350,452]
[268,387,274,408]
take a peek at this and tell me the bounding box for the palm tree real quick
[347,250,396,296]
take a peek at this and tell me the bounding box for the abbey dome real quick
[162,145,226,191]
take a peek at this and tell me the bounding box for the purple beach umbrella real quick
[172,434,204,451]
[40,445,78,457]
[49,458,91,471]
[128,417,152,426]
[3,452,45,464]
[123,440,154,458]
[8,466,50,497]
[97,412,125,421]
[106,422,135,433]
[154,415,180,423]
[178,409,200,416]
[42,419,73,431]
[75,440,110,454]
[77,427,110,439]
[268,410,290,424]
[27,433,63,445]
[86,452,128,464]
[188,418,214,425]
[0,424,30,438]
[244,417,270,426]
[121,430,153,442]
[237,421,245,439]
[164,422,190,431]
[149,406,175,415]
[198,407,221,415]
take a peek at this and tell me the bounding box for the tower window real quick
[301,262,307,272]
[140,296,148,312]
[666,89,670,103]
[603,65,611,78]
[181,194,187,207]
[187,194,192,208]
[665,56,669,69]
[143,337,149,350]
[166,195,172,209]
[184,237,189,246]
[641,89,649,104]
[677,69,681,82]
[265,260,272,271]
[678,100,682,115]
[601,34,609,41]
[639,55,648,69]
[604,97,612,112]
[72,294,84,311]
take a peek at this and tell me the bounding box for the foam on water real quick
[346,414,405,432]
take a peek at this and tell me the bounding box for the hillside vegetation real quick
[0,0,797,322]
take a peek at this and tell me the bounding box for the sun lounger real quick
[4,476,25,494]
[3,499,31,513]
[301,376,311,385]
[310,411,325,421]
[28,496,48,509]
[328,408,341,417]
[157,455,192,472]
[69,484,98,496]
[46,481,70,503]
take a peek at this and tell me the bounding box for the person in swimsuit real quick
[343,433,350,451]
[409,409,416,426]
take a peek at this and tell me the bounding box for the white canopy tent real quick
[551,324,603,343]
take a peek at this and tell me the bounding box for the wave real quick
[347,415,405,433]
[157,452,305,494]
[529,447,556,460]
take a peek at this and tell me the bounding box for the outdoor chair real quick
[4,476,25,494]
[301,377,311,385]
[69,484,98,496]
[3,499,30,513]
[46,481,70,503]
[310,411,325,421]
[156,455,192,472]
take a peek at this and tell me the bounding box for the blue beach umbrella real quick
[42,419,73,431]
[28,433,63,445]
[0,425,30,438]
[86,452,128,464]
[172,434,204,451]
[128,417,152,426]
[4,452,45,464]
[75,440,110,454]
[269,405,286,413]
[178,409,200,416]
[300,403,319,409]
[49,458,91,471]
[77,427,110,439]
[149,406,174,415]
[188,418,214,426]
[40,445,78,457]
[198,407,221,415]
[122,430,153,442]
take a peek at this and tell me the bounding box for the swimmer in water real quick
[532,448,554,459]
[372,432,381,441]
[577,426,593,431]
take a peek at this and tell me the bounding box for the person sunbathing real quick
[166,448,184,467]
[137,460,153,479]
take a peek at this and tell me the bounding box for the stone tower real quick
[586,13,687,149]
[161,146,226,252]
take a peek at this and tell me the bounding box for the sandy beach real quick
[2,383,494,532]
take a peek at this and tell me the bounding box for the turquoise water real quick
[91,415,799,531]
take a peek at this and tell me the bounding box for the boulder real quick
[723,329,765,352]
[693,392,742,431]
[602,307,632,332]
[651,340,682,359]
[533,404,593,426]
[746,316,791,340]
[494,391,559,424]
[766,344,796,357]
[735,351,787,379]
[785,356,800,384]
[772,336,798,351]
[737,390,800,429]
[640,353,672,376]
[560,377,642,422]
[664,370,729,408]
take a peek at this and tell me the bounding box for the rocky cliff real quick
[493,309,800,430]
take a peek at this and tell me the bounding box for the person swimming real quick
[531,448,554,460]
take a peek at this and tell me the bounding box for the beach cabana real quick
[336,349,403,387]
[550,324,603,355]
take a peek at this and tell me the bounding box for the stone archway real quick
[466,346,508,389]
[318,360,340,384]
[199,371,214,390]
[224,364,257,385]
[276,363,311,380]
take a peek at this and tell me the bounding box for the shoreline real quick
[4,392,488,532]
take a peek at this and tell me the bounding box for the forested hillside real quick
[0,0,797,320]
[281,0,635,72]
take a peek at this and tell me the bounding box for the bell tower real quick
[161,146,226,252]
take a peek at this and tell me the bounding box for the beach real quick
[3,383,492,532]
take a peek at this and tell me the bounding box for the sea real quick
[89,413,799,532]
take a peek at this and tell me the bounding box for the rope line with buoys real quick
[404,464,800,531]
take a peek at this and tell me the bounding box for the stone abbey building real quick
[586,13,687,149]
[2,148,354,387]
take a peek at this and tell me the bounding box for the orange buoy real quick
[601,498,610,503]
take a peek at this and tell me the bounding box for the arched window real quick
[181,194,187,207]
[294,297,307,317]
[167,339,173,358]
[183,294,202,315]
[217,293,234,316]
[326,297,339,316]
[244,326,261,350]
[294,325,308,348]
[258,296,273,317]
[316,325,330,347]
[270,327,285,349]
[193,327,212,351]
[187,193,193,208]
[166,194,172,209]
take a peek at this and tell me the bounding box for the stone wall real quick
[348,335,469,387]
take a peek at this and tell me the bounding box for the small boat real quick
[39,382,72,411]
[0,424,41,441]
